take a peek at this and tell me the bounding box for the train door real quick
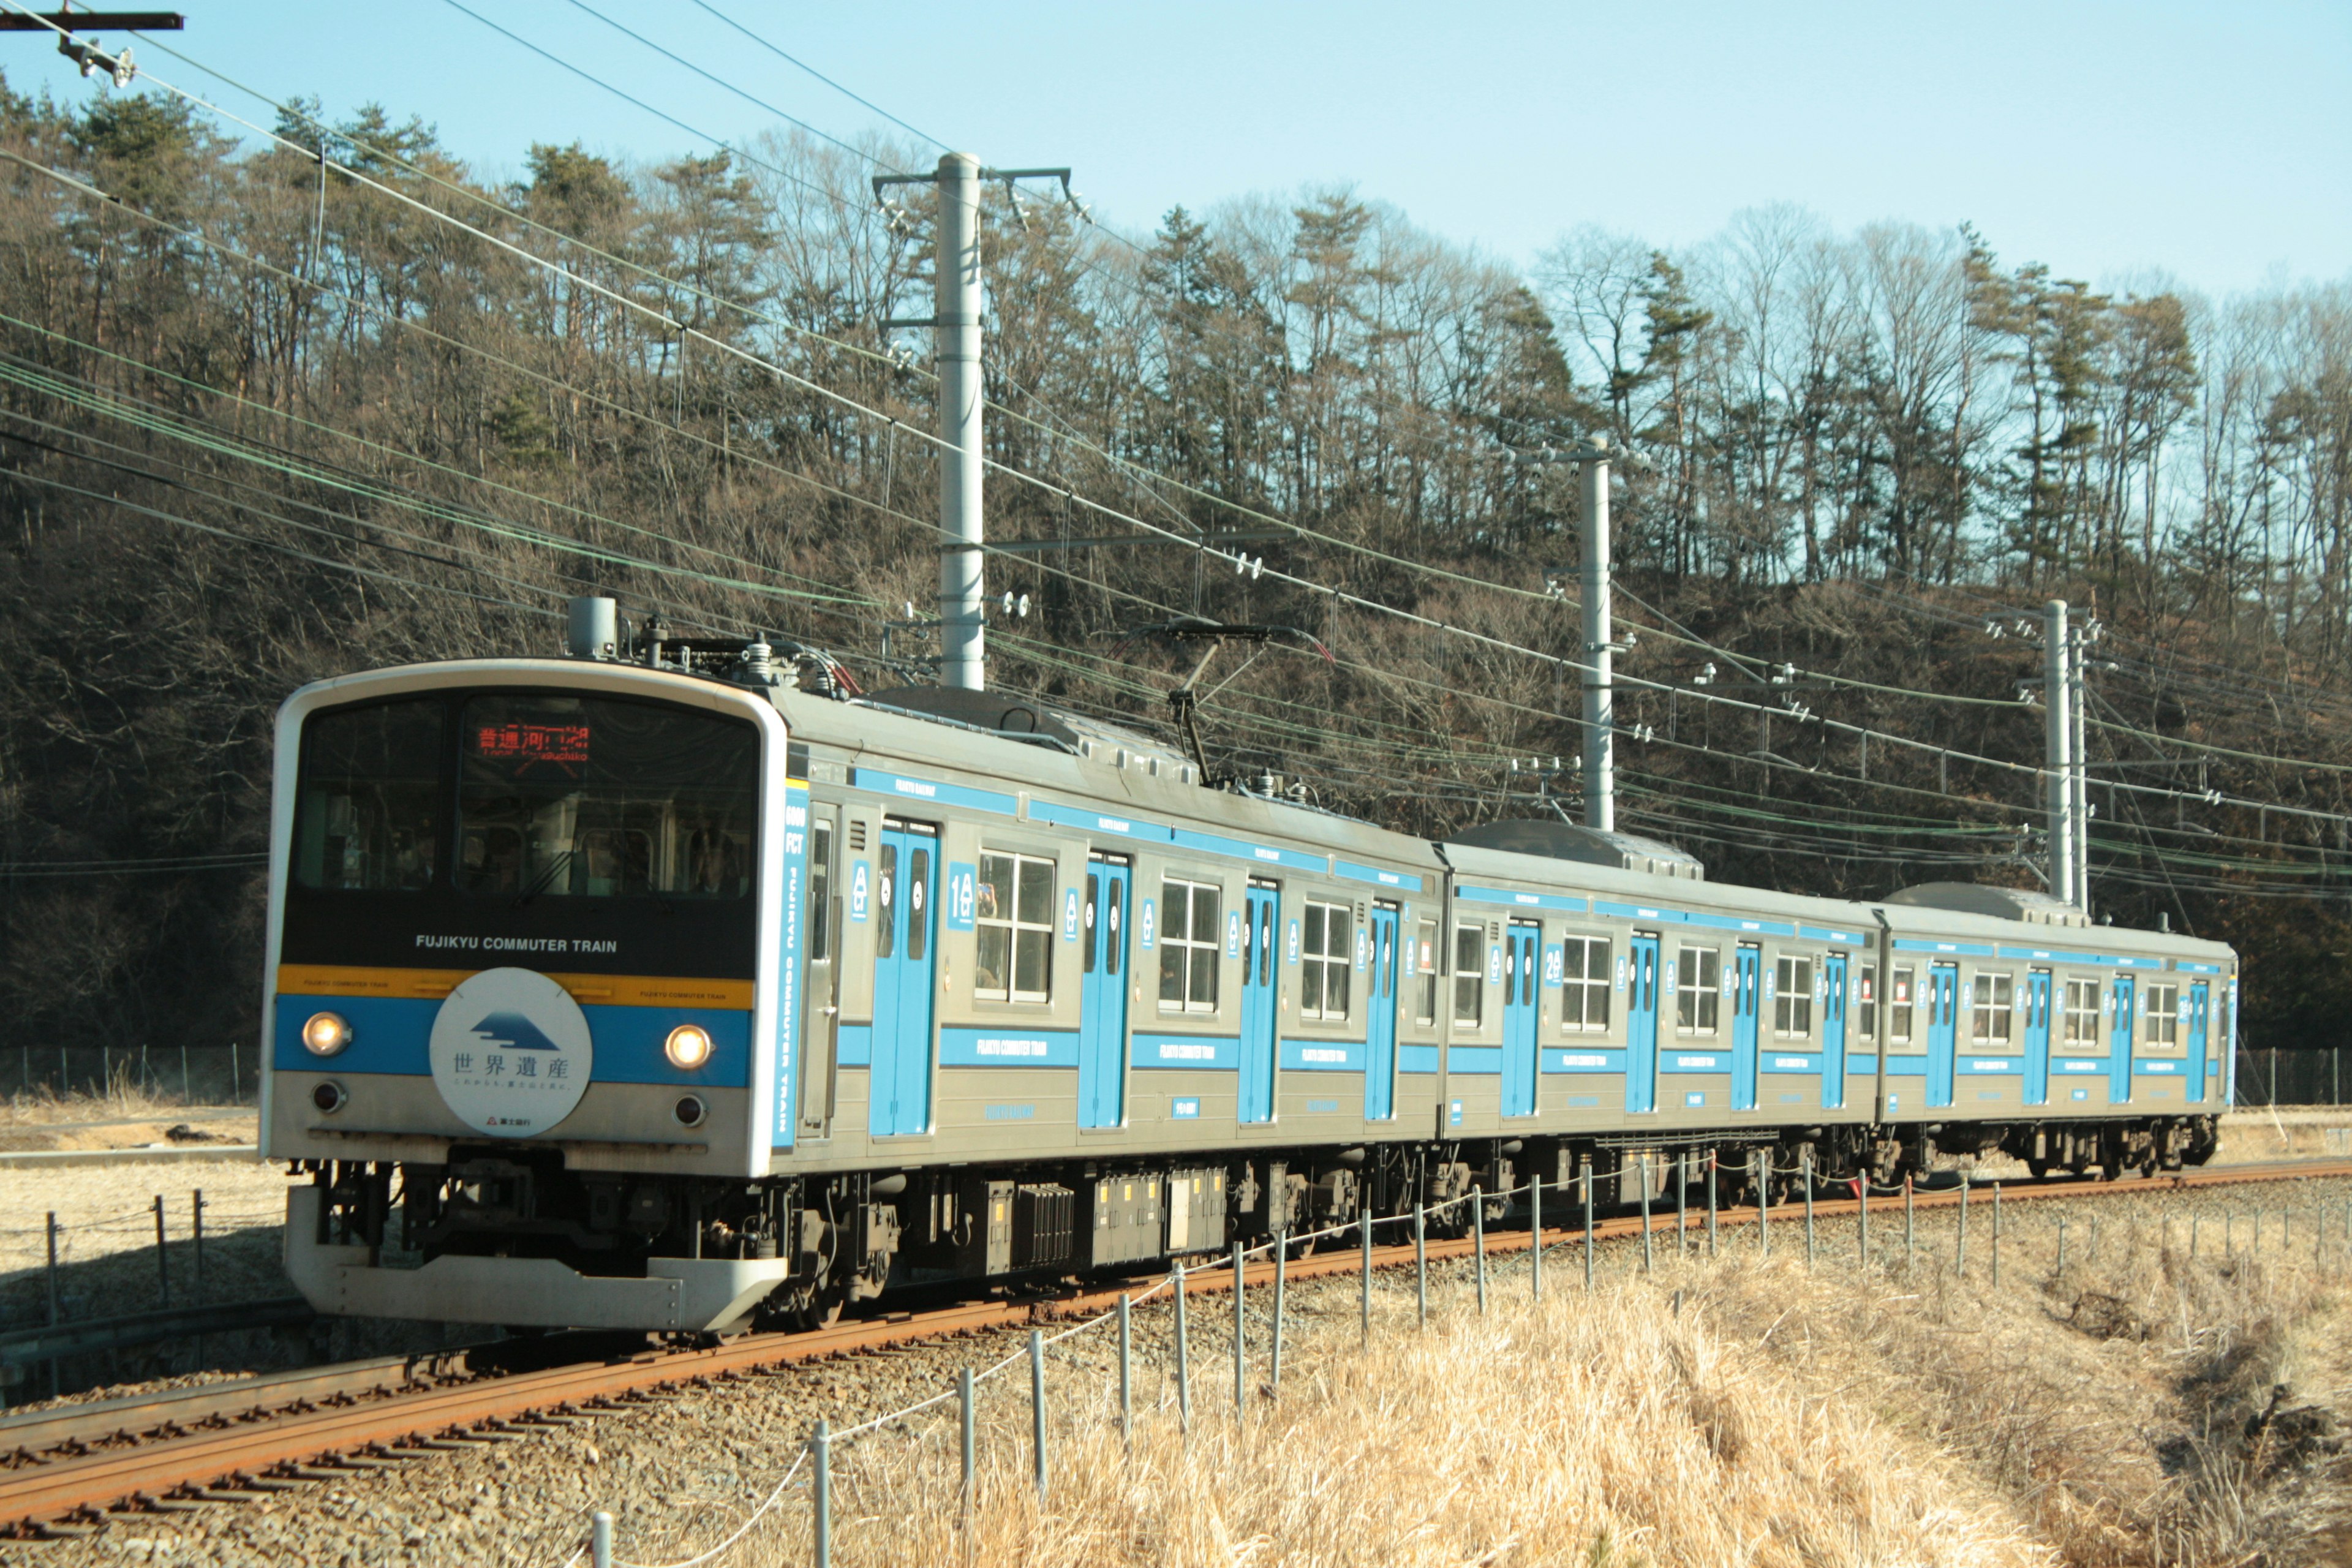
[2024,969,2053,1106]
[870,818,938,1137]
[2109,974,2135,1104]
[1625,933,1660,1114]
[799,810,843,1140]
[1732,944,1761,1112]
[1365,903,1400,1120]
[1239,880,1280,1123]
[2185,980,2210,1104]
[1926,963,1958,1109]
[1501,922,1540,1117]
[1078,853,1131,1129]
[1820,951,1848,1109]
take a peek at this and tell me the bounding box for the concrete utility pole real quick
[2045,600,2074,907]
[1515,438,1619,832]
[873,156,1072,692]
[2069,624,2092,916]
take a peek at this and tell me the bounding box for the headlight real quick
[665,1023,713,1071]
[302,1011,352,1057]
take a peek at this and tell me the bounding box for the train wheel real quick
[2027,1157,2052,1179]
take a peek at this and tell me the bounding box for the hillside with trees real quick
[0,80,2345,1058]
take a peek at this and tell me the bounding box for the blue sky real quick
[7,1,2346,297]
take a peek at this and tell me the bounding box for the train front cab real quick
[260,660,800,1333]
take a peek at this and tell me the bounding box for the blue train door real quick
[2109,974,2135,1104]
[2024,969,2053,1106]
[1365,904,1400,1120]
[1626,933,1660,1114]
[1732,944,1761,1112]
[1238,881,1280,1123]
[1502,922,1540,1117]
[1926,963,1958,1109]
[1820,951,1848,1109]
[2186,980,2210,1104]
[1078,853,1130,1129]
[870,819,937,1137]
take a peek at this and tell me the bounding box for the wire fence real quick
[4,1041,256,1106]
[564,1158,2352,1568]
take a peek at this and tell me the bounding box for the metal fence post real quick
[192,1189,206,1300]
[1272,1231,1286,1398]
[1581,1164,1594,1292]
[1174,1262,1191,1434]
[591,1511,613,1568]
[1904,1174,1915,1267]
[1706,1152,1718,1257]
[1675,1152,1687,1256]
[1359,1202,1372,1346]
[1117,1298,1131,1446]
[44,1212,60,1398]
[812,1418,831,1568]
[152,1194,170,1308]
[1639,1153,1653,1276]
[1803,1152,1815,1270]
[1858,1168,1869,1267]
[1755,1151,1770,1259]
[1414,1204,1428,1329]
[2057,1217,2068,1276]
[1031,1328,1048,1498]
[959,1366,975,1505]
[230,1042,240,1106]
[178,1044,190,1104]
[1992,1183,2002,1286]
[1473,1196,1487,1314]
[1957,1178,1969,1277]
[2190,1214,2199,1259]
[1531,1175,1544,1300]
[1231,1238,1246,1417]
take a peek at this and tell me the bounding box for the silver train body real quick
[262,648,2237,1333]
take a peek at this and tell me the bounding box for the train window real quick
[907,847,931,962]
[2145,982,2180,1046]
[1415,919,1439,1027]
[808,823,834,963]
[1452,922,1483,1028]
[876,843,897,960]
[456,694,756,898]
[1857,962,1878,1038]
[976,852,1056,1003]
[295,700,445,891]
[2063,978,2101,1044]
[1562,936,1610,1033]
[1300,900,1352,1021]
[1889,966,1915,1043]
[1158,878,1220,1012]
[1675,944,1720,1035]
[1774,956,1814,1038]
[1971,973,2016,1046]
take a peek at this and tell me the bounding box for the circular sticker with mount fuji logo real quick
[428,967,593,1137]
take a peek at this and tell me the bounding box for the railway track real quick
[6,1155,2346,1539]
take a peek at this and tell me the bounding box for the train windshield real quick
[458,694,758,899]
[295,699,445,891]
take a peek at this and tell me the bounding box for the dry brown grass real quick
[579,1180,2352,1568]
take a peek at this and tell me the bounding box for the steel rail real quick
[6,1156,2347,1536]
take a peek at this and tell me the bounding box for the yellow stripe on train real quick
[275,964,753,1010]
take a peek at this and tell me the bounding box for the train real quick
[262,602,2236,1334]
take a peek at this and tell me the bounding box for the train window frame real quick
[1773,954,1814,1039]
[2144,981,2180,1046]
[1889,965,1916,1044]
[1561,934,1611,1034]
[975,851,1057,1005]
[2062,976,2101,1046]
[292,698,449,893]
[1414,918,1440,1027]
[1675,943,1721,1036]
[1158,876,1221,1014]
[1971,971,2016,1047]
[1857,961,1879,1039]
[1300,899,1352,1022]
[808,821,835,964]
[1452,921,1484,1029]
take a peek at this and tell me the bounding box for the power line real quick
[685,0,949,152]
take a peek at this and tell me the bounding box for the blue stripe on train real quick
[270,993,752,1086]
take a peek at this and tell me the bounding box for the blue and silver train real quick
[262,605,2236,1333]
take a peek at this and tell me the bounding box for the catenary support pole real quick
[934,151,986,690]
[2046,600,2075,907]
[1581,442,1615,830]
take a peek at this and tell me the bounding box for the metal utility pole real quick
[2069,624,2092,916]
[2045,600,2074,907]
[1515,437,1619,832]
[873,156,1072,692]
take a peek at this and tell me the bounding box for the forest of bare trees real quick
[0,79,2345,1058]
